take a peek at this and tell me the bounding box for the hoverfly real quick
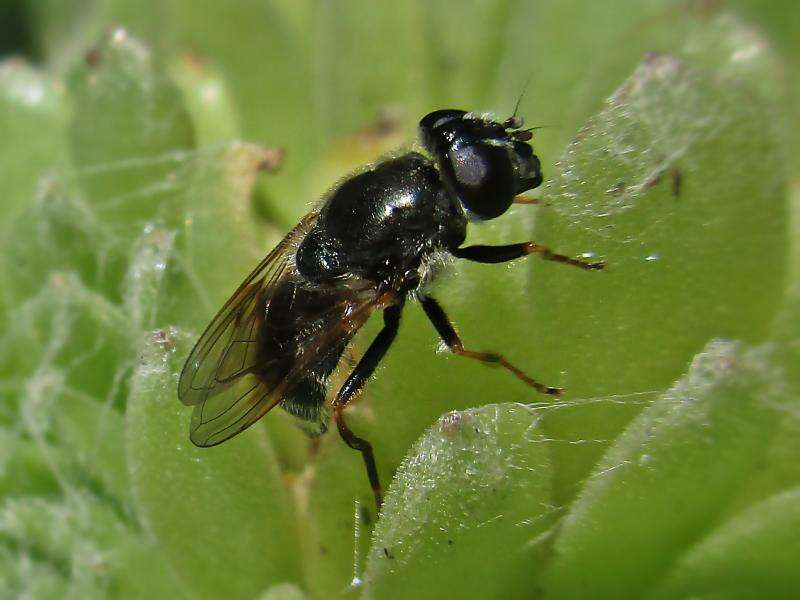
[178,109,604,511]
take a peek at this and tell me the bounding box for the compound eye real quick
[448,142,516,219]
[419,109,467,151]
[419,109,467,132]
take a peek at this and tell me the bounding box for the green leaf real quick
[2,2,797,598]
[126,328,302,599]
[363,403,555,599]
[0,272,133,416]
[259,582,309,600]
[0,429,60,498]
[0,59,68,227]
[649,487,800,599]
[0,492,185,599]
[527,36,788,503]
[168,53,241,145]
[67,28,195,254]
[543,340,797,597]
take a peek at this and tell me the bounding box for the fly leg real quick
[333,302,403,512]
[452,242,605,270]
[513,195,541,205]
[419,295,561,396]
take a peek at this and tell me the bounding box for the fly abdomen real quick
[280,341,347,435]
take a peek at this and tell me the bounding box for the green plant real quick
[1,2,798,599]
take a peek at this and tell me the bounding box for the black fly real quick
[178,109,604,511]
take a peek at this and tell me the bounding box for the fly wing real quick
[178,210,391,447]
[178,212,314,446]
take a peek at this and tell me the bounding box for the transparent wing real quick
[178,212,315,446]
[178,210,392,447]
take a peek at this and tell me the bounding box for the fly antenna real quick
[512,74,532,119]
[525,124,557,131]
[505,73,533,129]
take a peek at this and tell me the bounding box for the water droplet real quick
[639,453,652,466]
[201,80,222,102]
[111,27,128,44]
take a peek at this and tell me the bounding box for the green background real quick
[1,1,798,598]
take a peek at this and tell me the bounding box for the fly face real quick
[419,109,543,219]
[179,108,604,513]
